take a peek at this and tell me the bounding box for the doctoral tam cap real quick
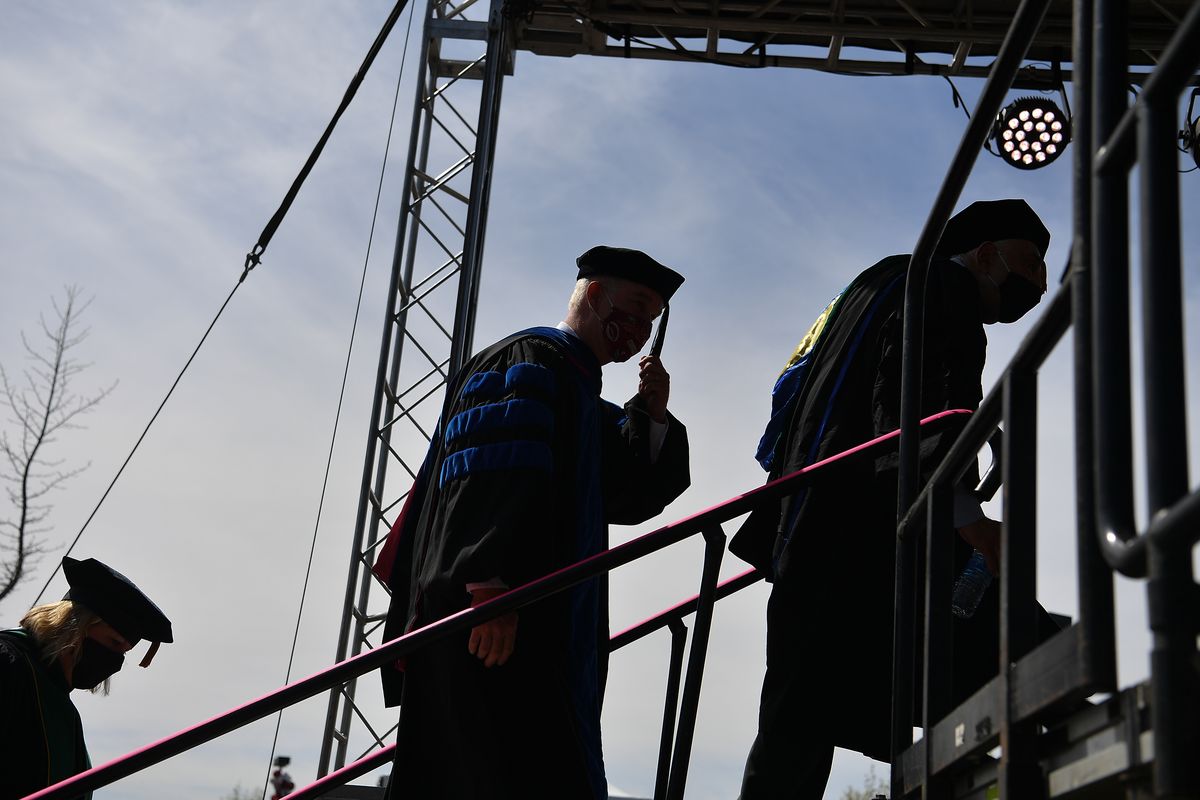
[576,246,684,303]
[935,199,1051,258]
[63,556,173,667]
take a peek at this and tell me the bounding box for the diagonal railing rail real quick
[23,411,970,800]
[282,568,763,800]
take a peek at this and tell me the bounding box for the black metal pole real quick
[665,524,726,800]
[895,0,1053,528]
[1090,0,1200,579]
[1069,0,1118,700]
[449,0,508,372]
[922,482,954,796]
[890,510,919,796]
[1139,75,1199,799]
[997,368,1040,798]
[1091,1,1200,175]
[1090,0,1145,576]
[655,621,688,800]
[462,9,509,354]
[891,0,1053,783]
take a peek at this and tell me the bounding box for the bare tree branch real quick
[0,286,116,605]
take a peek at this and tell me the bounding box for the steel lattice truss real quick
[318,0,1196,778]
[318,0,511,773]
[516,0,1189,80]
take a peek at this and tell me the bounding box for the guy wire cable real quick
[259,1,418,792]
[31,0,415,607]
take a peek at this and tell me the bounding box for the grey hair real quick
[567,276,623,314]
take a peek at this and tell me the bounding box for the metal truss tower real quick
[318,0,513,774]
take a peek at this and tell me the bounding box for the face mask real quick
[990,253,1044,323]
[72,638,125,690]
[594,289,652,363]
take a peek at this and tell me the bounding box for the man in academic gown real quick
[0,556,173,800]
[731,200,1059,798]
[375,246,690,799]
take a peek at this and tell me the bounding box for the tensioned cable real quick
[30,283,241,606]
[245,0,418,271]
[30,0,415,607]
[259,3,417,794]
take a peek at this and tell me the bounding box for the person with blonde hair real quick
[0,556,172,799]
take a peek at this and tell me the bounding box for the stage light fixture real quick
[993,96,1071,170]
[1180,89,1200,171]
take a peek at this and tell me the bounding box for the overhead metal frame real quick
[513,0,1190,82]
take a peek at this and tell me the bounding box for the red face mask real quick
[596,289,652,362]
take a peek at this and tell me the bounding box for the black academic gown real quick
[0,629,91,800]
[731,255,1056,766]
[378,326,689,800]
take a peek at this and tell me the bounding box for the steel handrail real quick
[609,568,762,651]
[890,0,1054,780]
[1091,0,1200,578]
[288,746,396,800]
[282,568,763,799]
[24,409,969,800]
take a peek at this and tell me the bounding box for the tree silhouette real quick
[839,764,888,800]
[1,286,114,604]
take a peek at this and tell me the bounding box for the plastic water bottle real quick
[951,549,993,619]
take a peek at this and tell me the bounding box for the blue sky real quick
[2,2,1198,799]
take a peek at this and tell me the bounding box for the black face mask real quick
[992,255,1044,323]
[73,638,125,690]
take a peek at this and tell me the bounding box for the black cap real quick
[935,199,1051,258]
[576,246,684,303]
[63,556,172,666]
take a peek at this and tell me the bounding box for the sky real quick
[2,2,1198,799]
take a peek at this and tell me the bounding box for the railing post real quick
[664,524,726,800]
[998,369,1040,798]
[1070,0,1118,697]
[892,511,919,796]
[654,620,689,800]
[1138,37,1199,797]
[922,482,954,799]
[891,1,1053,790]
[1091,0,1145,579]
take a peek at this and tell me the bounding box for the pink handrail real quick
[22,409,971,800]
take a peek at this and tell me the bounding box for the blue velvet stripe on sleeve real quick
[505,362,556,398]
[440,362,558,487]
[444,398,554,447]
[440,441,554,486]
[601,399,628,430]
[461,370,505,399]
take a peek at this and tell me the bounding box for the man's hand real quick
[957,516,1001,574]
[638,355,670,423]
[468,587,517,667]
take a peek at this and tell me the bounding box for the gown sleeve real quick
[871,260,986,487]
[417,337,569,594]
[0,632,50,798]
[601,395,690,525]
